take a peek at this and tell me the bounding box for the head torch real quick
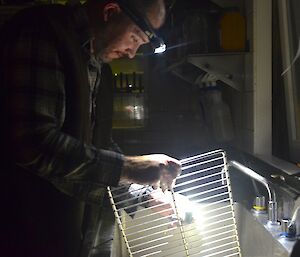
[115,0,166,54]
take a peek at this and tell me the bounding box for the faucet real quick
[228,160,279,225]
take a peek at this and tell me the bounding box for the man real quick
[0,0,181,257]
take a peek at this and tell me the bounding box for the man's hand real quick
[121,154,181,191]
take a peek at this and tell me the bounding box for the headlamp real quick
[115,0,166,54]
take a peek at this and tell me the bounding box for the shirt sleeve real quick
[4,19,123,204]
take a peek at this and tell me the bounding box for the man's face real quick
[93,2,165,63]
[96,19,149,62]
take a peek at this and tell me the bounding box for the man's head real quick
[87,0,166,62]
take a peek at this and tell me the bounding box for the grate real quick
[107,150,241,257]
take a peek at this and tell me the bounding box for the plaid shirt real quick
[2,4,124,204]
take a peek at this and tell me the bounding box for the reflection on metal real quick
[113,95,145,128]
[234,202,291,257]
[108,150,241,256]
[113,72,145,129]
[228,161,279,225]
[113,72,143,93]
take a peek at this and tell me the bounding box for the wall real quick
[240,0,254,153]
[229,0,272,155]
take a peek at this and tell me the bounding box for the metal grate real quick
[108,150,241,257]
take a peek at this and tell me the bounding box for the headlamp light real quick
[115,0,166,54]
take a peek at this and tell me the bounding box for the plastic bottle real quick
[219,10,246,52]
[209,89,234,142]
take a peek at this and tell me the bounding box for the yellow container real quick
[219,11,246,51]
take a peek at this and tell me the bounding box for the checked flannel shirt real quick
[0,4,156,257]
[1,4,124,205]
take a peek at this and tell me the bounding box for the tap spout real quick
[228,160,278,225]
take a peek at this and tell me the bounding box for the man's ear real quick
[103,3,121,22]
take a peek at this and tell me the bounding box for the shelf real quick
[164,52,247,91]
[187,53,246,91]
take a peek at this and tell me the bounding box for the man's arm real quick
[3,21,180,203]
[3,22,124,203]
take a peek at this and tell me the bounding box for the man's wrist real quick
[120,156,132,183]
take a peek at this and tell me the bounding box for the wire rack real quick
[107,150,241,257]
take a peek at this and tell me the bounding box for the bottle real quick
[219,10,246,52]
[209,89,234,142]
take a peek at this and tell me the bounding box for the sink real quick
[112,202,294,256]
[234,202,293,257]
[110,151,299,256]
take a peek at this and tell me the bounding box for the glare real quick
[129,84,132,88]
[154,43,166,54]
[171,192,205,229]
[178,201,205,236]
[124,104,144,120]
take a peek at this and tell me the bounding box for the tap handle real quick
[287,221,297,237]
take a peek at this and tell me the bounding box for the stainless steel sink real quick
[110,151,299,256]
[234,202,294,257]
[112,202,295,256]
